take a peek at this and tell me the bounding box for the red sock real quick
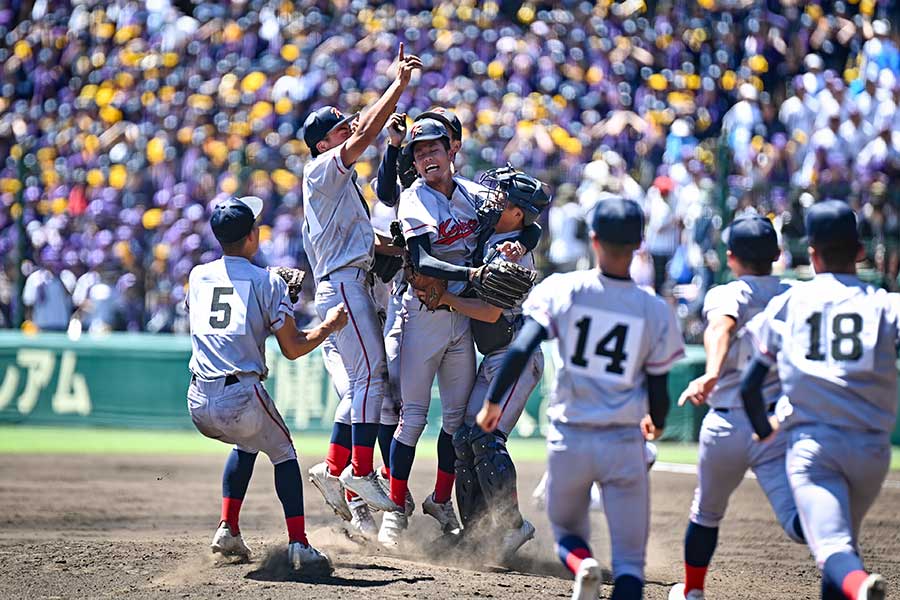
[325,443,351,476]
[565,547,592,574]
[381,465,390,479]
[842,570,869,599]
[346,489,358,502]
[433,468,455,504]
[390,476,408,508]
[220,497,243,534]
[351,445,375,477]
[685,564,708,593]
[286,515,307,545]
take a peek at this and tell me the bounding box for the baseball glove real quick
[270,266,306,304]
[404,262,447,310]
[470,254,536,310]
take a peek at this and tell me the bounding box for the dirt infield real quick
[1,453,898,599]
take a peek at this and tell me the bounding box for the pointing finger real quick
[398,42,404,62]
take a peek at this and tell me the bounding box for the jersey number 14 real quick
[572,318,629,374]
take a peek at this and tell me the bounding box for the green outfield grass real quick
[1,426,899,471]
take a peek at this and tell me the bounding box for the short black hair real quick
[412,137,451,157]
[598,239,640,258]
[733,255,774,276]
[812,239,861,269]
[220,234,249,255]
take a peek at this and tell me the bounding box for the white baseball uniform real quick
[750,273,900,567]
[690,276,802,542]
[524,270,685,582]
[303,146,385,425]
[186,256,296,465]
[390,176,483,445]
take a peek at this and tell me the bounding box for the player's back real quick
[187,256,290,380]
[759,273,900,433]
[524,270,684,427]
[705,276,792,409]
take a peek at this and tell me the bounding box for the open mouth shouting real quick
[424,164,440,174]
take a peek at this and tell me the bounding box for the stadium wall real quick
[0,332,896,443]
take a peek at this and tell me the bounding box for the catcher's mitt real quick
[470,252,536,310]
[270,266,306,304]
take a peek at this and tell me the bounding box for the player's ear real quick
[316,140,329,155]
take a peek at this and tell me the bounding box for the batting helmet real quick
[479,165,551,226]
[415,107,463,142]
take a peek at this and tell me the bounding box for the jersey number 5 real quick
[571,317,629,374]
[209,287,234,329]
[804,312,863,361]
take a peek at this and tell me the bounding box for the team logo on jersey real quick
[435,218,478,245]
[330,107,344,118]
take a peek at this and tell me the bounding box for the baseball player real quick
[482,197,685,600]
[742,200,899,600]
[302,44,421,521]
[186,196,348,572]
[373,110,543,520]
[432,166,550,564]
[379,118,486,545]
[668,215,805,600]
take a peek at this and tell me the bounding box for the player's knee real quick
[470,428,508,459]
[394,420,425,447]
[267,444,297,466]
[452,425,475,465]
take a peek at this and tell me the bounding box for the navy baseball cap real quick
[408,118,450,149]
[724,214,779,261]
[210,196,264,243]
[415,107,462,141]
[805,200,859,246]
[591,197,644,244]
[303,106,358,156]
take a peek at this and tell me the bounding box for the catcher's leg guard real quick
[453,425,486,527]
[471,429,522,529]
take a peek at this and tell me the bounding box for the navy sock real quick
[436,429,455,474]
[823,551,865,599]
[556,534,592,573]
[273,459,304,518]
[378,423,397,468]
[352,422,379,449]
[685,521,719,567]
[330,422,352,447]
[611,575,643,600]
[222,449,257,500]
[389,438,416,482]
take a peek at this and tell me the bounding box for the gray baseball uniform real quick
[751,273,900,566]
[303,146,386,425]
[464,231,544,435]
[690,277,802,542]
[391,176,482,445]
[524,270,685,582]
[186,256,296,465]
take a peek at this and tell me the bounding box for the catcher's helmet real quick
[479,165,552,226]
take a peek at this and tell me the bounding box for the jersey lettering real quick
[566,307,645,385]
[191,280,252,336]
[789,300,880,375]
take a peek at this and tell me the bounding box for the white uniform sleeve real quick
[22,272,39,307]
[398,186,438,239]
[746,291,790,367]
[645,297,686,375]
[522,274,564,340]
[266,273,294,333]
[702,283,741,321]
[305,148,355,199]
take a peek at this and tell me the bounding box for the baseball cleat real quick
[422,493,462,535]
[377,469,415,516]
[308,461,352,521]
[858,573,886,600]
[668,583,705,600]
[287,541,332,574]
[645,441,659,471]
[210,521,251,558]
[339,465,402,512]
[499,519,536,564]
[571,557,601,600]
[377,510,408,547]
[346,495,378,540]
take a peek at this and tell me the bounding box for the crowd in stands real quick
[0,0,898,337]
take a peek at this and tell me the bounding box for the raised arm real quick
[340,45,421,168]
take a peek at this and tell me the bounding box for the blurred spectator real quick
[22,259,72,332]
